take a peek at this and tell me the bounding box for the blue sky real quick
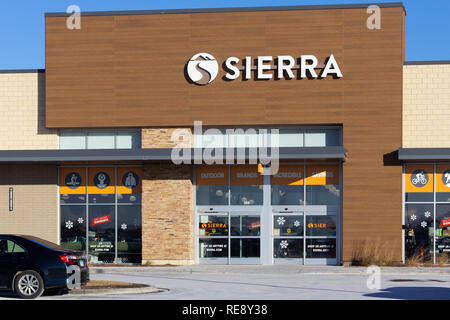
[0,0,448,69]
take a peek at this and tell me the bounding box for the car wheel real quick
[14,270,45,299]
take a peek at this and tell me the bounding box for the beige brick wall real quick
[0,71,57,150]
[403,64,450,147]
[0,165,58,243]
[142,163,194,265]
[142,128,192,148]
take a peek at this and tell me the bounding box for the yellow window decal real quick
[305,165,339,185]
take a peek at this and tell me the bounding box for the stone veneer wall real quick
[403,63,450,147]
[0,164,58,243]
[142,163,194,265]
[142,128,192,148]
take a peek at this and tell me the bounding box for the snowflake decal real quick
[421,221,427,228]
[77,217,84,224]
[280,240,289,249]
[424,211,431,218]
[277,217,286,225]
[65,220,73,230]
[121,223,127,231]
[294,220,301,227]
[411,214,417,221]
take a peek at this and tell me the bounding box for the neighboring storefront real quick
[0,3,448,265]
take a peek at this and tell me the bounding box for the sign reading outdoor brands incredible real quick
[186,53,343,85]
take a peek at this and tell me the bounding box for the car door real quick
[0,239,27,288]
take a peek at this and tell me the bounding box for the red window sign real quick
[92,215,111,226]
[249,222,261,230]
[441,218,450,228]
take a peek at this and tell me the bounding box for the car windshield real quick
[21,235,70,251]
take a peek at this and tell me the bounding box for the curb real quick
[68,285,166,296]
[89,266,450,276]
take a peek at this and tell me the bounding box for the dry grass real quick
[405,252,422,266]
[351,239,398,266]
[405,251,449,267]
[436,253,449,266]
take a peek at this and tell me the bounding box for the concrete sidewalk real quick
[90,264,450,275]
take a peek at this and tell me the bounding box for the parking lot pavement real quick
[37,266,450,300]
[1,266,449,300]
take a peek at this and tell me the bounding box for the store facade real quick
[0,3,449,265]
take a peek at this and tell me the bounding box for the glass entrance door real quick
[198,210,261,264]
[198,212,229,264]
[230,212,261,264]
[273,212,304,264]
[272,211,338,265]
[305,213,337,265]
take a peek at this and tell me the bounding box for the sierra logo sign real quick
[186,52,342,85]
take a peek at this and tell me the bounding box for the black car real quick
[0,235,89,299]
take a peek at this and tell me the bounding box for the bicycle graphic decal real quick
[410,169,428,187]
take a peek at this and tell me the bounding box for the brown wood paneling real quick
[45,6,405,262]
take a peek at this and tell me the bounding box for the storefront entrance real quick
[196,164,341,265]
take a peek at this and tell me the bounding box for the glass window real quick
[405,193,434,202]
[0,240,25,253]
[87,132,115,149]
[231,216,260,236]
[200,129,227,148]
[116,131,141,149]
[273,239,303,258]
[60,194,86,204]
[306,216,337,237]
[88,205,116,264]
[89,193,115,204]
[60,205,87,252]
[228,129,264,148]
[118,193,142,204]
[230,185,263,205]
[436,204,450,263]
[271,185,304,205]
[305,131,325,147]
[306,239,336,259]
[59,132,86,149]
[196,186,229,206]
[199,238,228,258]
[60,166,142,264]
[405,204,434,262]
[305,129,340,147]
[273,129,304,148]
[306,185,340,205]
[437,193,450,202]
[117,205,142,264]
[60,130,141,150]
[199,215,229,237]
[231,239,260,258]
[195,127,341,148]
[273,215,303,237]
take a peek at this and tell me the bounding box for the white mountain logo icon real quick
[186,53,219,85]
